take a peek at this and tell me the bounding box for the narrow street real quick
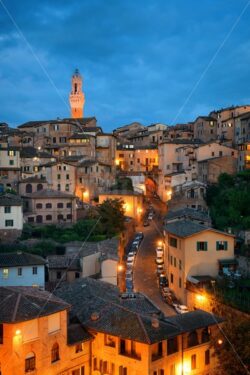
[133,198,176,317]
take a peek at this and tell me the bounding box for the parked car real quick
[132,240,140,249]
[126,279,133,291]
[173,304,189,314]
[128,251,136,258]
[129,248,137,256]
[155,257,164,265]
[125,269,133,278]
[125,273,133,282]
[135,232,144,241]
[156,265,164,275]
[156,247,164,257]
[143,220,150,227]
[159,274,168,287]
[126,262,133,270]
[127,255,135,263]
[148,213,153,220]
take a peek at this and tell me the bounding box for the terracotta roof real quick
[0,286,70,323]
[0,252,46,267]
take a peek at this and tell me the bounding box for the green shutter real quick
[196,242,200,251]
[205,242,208,251]
[224,241,228,250]
[216,241,219,251]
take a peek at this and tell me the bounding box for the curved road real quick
[133,199,176,317]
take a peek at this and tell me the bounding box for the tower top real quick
[73,68,81,77]
[69,68,85,118]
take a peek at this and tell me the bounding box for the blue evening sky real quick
[0,0,250,131]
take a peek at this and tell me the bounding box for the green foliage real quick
[111,177,134,191]
[206,172,250,231]
[97,198,125,238]
[211,318,250,375]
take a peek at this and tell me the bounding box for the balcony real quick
[151,352,163,361]
[119,350,141,361]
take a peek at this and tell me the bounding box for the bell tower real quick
[69,68,85,118]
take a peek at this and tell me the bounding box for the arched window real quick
[36,215,43,223]
[46,215,52,221]
[57,202,63,208]
[37,183,43,191]
[57,214,63,221]
[190,188,195,198]
[46,203,52,209]
[26,184,32,193]
[187,331,199,348]
[25,352,36,372]
[51,343,60,363]
[201,328,210,343]
[36,203,42,209]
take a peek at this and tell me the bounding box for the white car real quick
[155,257,164,265]
[128,251,136,258]
[127,255,134,263]
[148,213,153,220]
[156,247,164,257]
[173,304,189,314]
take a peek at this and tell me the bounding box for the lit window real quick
[25,352,36,372]
[3,268,8,279]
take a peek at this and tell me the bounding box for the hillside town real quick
[0,70,249,375]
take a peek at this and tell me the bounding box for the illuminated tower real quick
[69,68,85,118]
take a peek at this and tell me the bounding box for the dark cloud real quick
[0,0,250,130]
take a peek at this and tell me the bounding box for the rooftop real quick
[47,255,81,271]
[164,219,234,238]
[0,194,22,206]
[55,278,223,344]
[0,252,46,267]
[0,286,69,323]
[165,208,211,223]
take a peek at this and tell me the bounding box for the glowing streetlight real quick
[157,240,163,247]
[117,264,123,272]
[217,339,223,345]
[196,294,206,302]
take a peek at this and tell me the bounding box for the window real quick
[170,273,174,284]
[8,150,16,156]
[36,203,42,209]
[57,174,61,180]
[51,343,60,363]
[179,260,182,270]
[191,354,197,370]
[159,370,164,375]
[25,352,36,372]
[4,206,11,213]
[5,220,13,227]
[105,334,116,347]
[28,217,34,223]
[75,343,83,353]
[205,349,210,365]
[57,202,63,208]
[9,160,14,165]
[46,203,52,209]
[65,184,70,191]
[26,184,32,193]
[75,272,80,279]
[219,151,223,157]
[37,183,43,191]
[179,277,182,288]
[197,241,208,251]
[57,184,61,191]
[170,237,177,248]
[0,324,3,344]
[201,328,210,343]
[174,257,176,267]
[93,358,97,370]
[216,241,228,251]
[170,255,173,265]
[58,214,64,221]
[120,339,126,354]
[17,267,22,276]
[66,174,69,180]
[67,202,72,208]
[119,366,127,375]
[187,331,199,348]
[36,215,43,223]
[67,214,72,220]
[167,337,178,355]
[32,267,37,275]
[46,215,52,221]
[57,271,61,279]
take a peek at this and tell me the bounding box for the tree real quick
[98,198,125,238]
[111,177,134,191]
[211,318,250,375]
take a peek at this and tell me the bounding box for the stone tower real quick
[69,68,85,118]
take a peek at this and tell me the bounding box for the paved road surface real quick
[133,199,176,317]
